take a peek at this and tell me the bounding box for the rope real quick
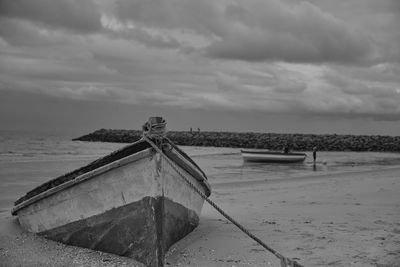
[142,117,167,139]
[143,134,304,267]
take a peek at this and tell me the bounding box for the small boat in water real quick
[11,117,211,267]
[241,149,306,163]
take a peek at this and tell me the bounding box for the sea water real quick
[1,130,400,212]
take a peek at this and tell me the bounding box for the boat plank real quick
[12,148,154,215]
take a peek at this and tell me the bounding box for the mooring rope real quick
[142,134,304,267]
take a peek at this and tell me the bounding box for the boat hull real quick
[40,196,199,266]
[12,144,209,267]
[241,149,306,163]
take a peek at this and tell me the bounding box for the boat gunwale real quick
[164,144,211,196]
[11,148,154,215]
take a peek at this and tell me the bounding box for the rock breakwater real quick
[74,129,400,152]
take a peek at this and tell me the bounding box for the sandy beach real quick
[1,165,399,267]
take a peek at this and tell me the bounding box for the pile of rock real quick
[74,129,400,152]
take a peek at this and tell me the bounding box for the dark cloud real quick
[205,1,373,64]
[302,0,400,64]
[205,29,371,64]
[104,26,183,50]
[323,65,400,98]
[274,79,307,94]
[115,0,225,36]
[1,0,400,134]
[0,0,102,33]
[0,18,69,47]
[113,0,376,64]
[129,28,182,49]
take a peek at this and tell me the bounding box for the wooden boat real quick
[11,117,211,267]
[241,149,306,163]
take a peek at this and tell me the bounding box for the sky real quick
[1,0,400,137]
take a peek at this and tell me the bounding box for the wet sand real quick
[1,167,400,266]
[166,167,400,266]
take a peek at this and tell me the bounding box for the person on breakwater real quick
[283,140,292,154]
[284,145,290,154]
[313,146,317,163]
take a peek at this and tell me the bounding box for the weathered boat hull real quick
[241,149,306,163]
[40,196,199,265]
[12,140,210,267]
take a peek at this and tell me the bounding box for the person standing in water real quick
[313,146,317,163]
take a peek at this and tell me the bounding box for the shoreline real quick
[1,166,399,266]
[211,165,400,189]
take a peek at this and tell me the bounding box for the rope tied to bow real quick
[141,118,304,267]
[142,116,167,139]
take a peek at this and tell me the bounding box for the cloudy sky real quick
[1,0,400,136]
